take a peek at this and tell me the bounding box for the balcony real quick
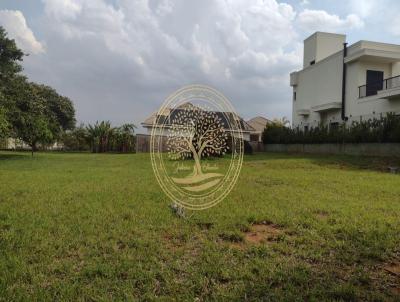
[297,109,310,116]
[359,75,400,98]
[311,102,342,112]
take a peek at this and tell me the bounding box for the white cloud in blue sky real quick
[0,0,399,128]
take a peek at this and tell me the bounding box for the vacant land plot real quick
[0,152,399,301]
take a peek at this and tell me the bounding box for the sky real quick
[1,0,400,132]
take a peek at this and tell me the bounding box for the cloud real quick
[389,18,400,36]
[348,0,375,18]
[297,9,364,32]
[43,0,82,20]
[18,0,303,126]
[0,10,45,54]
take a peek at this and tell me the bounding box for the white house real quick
[291,32,400,130]
[246,116,272,142]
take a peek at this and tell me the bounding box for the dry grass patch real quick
[244,222,284,245]
[221,221,288,250]
[384,261,400,276]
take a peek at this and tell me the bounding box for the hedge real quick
[262,113,400,144]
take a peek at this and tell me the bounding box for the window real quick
[310,60,315,65]
[293,91,296,101]
[366,70,384,96]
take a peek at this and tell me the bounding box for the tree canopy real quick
[0,26,76,153]
[0,26,24,81]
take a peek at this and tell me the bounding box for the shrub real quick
[262,113,400,144]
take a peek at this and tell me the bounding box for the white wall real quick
[303,32,345,68]
[392,62,400,76]
[293,51,343,128]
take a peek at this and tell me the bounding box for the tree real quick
[114,123,136,152]
[0,27,76,154]
[9,81,54,155]
[86,121,114,153]
[61,123,90,151]
[3,78,75,155]
[0,26,24,82]
[271,116,290,127]
[0,26,24,140]
[167,105,228,182]
[35,84,76,138]
[0,105,9,139]
[0,91,9,138]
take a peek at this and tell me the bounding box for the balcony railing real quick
[359,75,400,98]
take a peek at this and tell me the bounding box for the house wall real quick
[293,50,343,128]
[392,62,400,76]
[303,32,345,68]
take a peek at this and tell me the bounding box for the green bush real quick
[262,113,400,144]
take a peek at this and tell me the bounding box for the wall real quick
[303,34,317,68]
[262,143,400,157]
[293,50,343,129]
[303,32,345,68]
[136,134,168,153]
[392,62,400,77]
[249,141,264,152]
[314,33,345,63]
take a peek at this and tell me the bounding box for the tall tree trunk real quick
[192,151,202,175]
[31,142,36,157]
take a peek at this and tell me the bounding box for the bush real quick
[262,113,400,144]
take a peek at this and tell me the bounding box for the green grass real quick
[0,151,399,301]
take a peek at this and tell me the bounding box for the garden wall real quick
[136,134,168,153]
[261,143,400,157]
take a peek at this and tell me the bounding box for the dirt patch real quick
[384,261,400,276]
[162,234,182,251]
[391,287,400,295]
[220,222,289,250]
[244,223,283,244]
[376,258,400,296]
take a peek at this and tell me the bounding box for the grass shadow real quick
[247,152,400,174]
[0,152,30,161]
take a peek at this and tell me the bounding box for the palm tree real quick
[117,123,136,152]
[86,121,114,153]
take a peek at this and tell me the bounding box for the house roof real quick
[142,102,255,133]
[246,116,272,132]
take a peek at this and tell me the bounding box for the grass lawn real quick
[0,151,399,301]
